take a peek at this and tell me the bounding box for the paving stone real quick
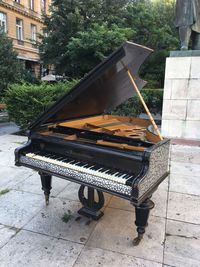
[87,207,166,263]
[0,224,18,249]
[0,230,83,267]
[164,219,200,267]
[57,181,112,206]
[74,246,162,267]
[167,192,200,224]
[0,166,32,189]
[170,144,200,164]
[0,190,43,228]
[24,198,98,244]
[108,187,168,218]
[169,173,200,196]
[170,161,200,177]
[14,173,70,197]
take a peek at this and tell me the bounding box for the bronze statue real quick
[175,0,200,50]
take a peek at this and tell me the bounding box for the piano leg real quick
[132,198,155,246]
[39,172,52,206]
[78,185,104,220]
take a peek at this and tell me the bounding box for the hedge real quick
[111,89,163,117]
[4,81,78,130]
[4,82,163,130]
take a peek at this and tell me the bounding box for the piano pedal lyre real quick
[39,172,52,206]
[78,185,105,220]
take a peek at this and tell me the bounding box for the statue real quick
[175,0,200,50]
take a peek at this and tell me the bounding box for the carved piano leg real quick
[132,198,155,246]
[39,172,52,206]
[78,185,105,220]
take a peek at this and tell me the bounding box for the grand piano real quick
[15,41,170,245]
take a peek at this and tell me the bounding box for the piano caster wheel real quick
[45,194,50,206]
[133,233,143,246]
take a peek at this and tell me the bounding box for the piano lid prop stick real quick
[121,61,163,141]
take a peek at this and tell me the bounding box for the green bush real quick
[4,80,78,130]
[111,89,163,117]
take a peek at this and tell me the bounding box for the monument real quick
[161,0,200,140]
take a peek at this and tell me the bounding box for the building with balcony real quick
[0,0,51,77]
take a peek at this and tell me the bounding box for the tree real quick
[64,23,134,77]
[0,31,23,95]
[40,0,130,74]
[41,0,179,87]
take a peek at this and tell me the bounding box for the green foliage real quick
[66,23,134,77]
[62,210,72,223]
[4,80,78,130]
[111,89,163,117]
[40,0,132,74]
[0,31,24,95]
[41,0,178,87]
[0,189,10,196]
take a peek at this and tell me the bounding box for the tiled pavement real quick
[0,134,200,267]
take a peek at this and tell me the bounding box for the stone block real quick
[170,144,200,164]
[186,100,200,120]
[188,79,200,99]
[190,57,200,78]
[161,119,184,138]
[0,190,43,228]
[165,57,191,79]
[0,230,83,267]
[24,198,98,244]
[167,191,200,224]
[0,225,17,249]
[164,219,200,267]
[162,100,187,120]
[169,173,200,196]
[87,207,166,263]
[170,79,189,100]
[183,120,200,139]
[74,247,162,267]
[163,79,172,99]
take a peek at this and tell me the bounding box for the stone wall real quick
[161,56,200,140]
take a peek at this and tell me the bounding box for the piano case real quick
[15,41,170,245]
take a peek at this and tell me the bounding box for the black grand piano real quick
[15,41,170,245]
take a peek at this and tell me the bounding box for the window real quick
[31,24,37,47]
[14,0,20,3]
[0,12,6,32]
[29,0,34,10]
[41,0,46,13]
[16,18,23,44]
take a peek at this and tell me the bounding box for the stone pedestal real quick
[161,52,200,140]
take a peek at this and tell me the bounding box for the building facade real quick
[0,0,51,77]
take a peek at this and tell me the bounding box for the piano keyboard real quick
[26,152,134,185]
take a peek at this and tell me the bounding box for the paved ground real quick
[0,134,200,267]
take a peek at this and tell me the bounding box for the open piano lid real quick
[29,42,153,130]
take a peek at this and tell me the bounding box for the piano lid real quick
[29,41,153,130]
